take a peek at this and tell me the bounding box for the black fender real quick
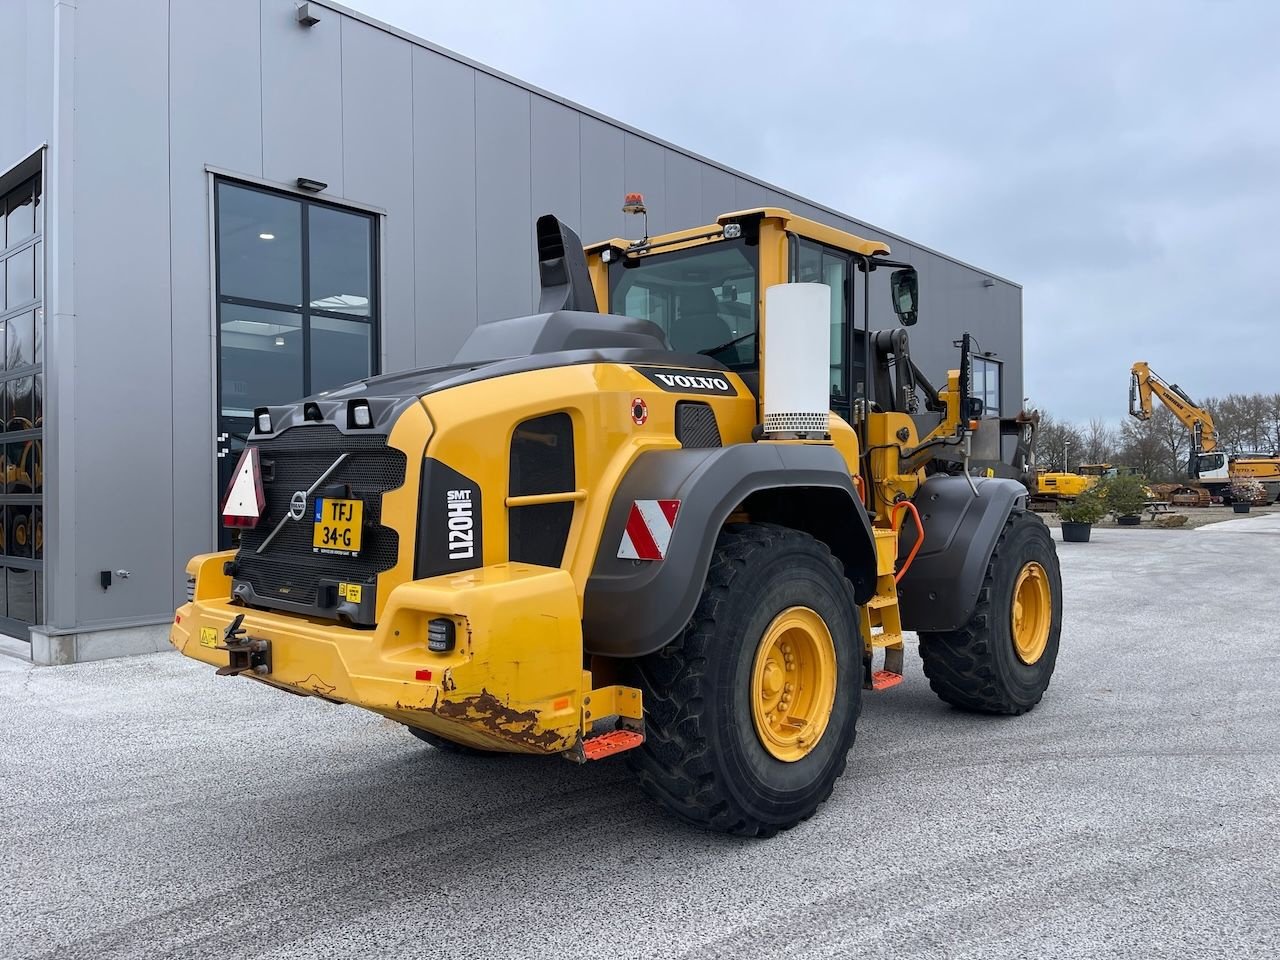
[897,474,1028,633]
[582,444,877,658]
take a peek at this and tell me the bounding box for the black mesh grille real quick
[234,424,406,611]
[676,401,722,448]
[510,413,575,567]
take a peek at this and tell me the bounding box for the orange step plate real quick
[582,729,645,761]
[871,670,904,691]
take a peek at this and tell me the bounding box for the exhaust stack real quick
[536,215,598,314]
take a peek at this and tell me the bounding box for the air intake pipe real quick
[536,214,599,314]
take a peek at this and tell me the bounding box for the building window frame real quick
[212,177,381,417]
[210,176,382,547]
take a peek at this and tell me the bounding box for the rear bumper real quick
[174,553,589,754]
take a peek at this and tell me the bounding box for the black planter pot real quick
[1116,514,1141,526]
[1233,503,1251,514]
[1061,521,1092,542]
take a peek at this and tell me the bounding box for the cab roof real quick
[584,207,892,259]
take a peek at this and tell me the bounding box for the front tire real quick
[918,510,1062,714]
[629,523,862,837]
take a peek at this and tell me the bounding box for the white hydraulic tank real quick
[762,282,831,437]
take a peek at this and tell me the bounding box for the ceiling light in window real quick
[259,232,276,240]
[274,336,286,346]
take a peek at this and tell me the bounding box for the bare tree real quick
[1033,411,1086,472]
[1082,418,1115,465]
[1118,415,1168,480]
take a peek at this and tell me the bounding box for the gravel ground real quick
[2,514,1277,960]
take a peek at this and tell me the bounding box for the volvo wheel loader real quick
[173,206,1062,836]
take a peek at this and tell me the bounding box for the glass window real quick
[6,311,33,370]
[219,305,303,417]
[217,183,303,306]
[608,239,758,366]
[6,377,33,431]
[6,245,33,308]
[793,239,851,402]
[973,356,1001,416]
[0,172,41,634]
[311,315,373,393]
[5,183,36,247]
[309,205,372,316]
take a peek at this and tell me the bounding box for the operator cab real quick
[1193,451,1229,481]
[597,204,919,423]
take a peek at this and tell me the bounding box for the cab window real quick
[608,239,758,368]
[792,238,853,408]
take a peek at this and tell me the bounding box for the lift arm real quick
[1129,361,1218,454]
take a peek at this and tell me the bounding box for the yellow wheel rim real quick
[750,606,837,763]
[1011,561,1052,665]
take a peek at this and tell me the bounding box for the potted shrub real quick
[1099,473,1149,526]
[1057,488,1107,542]
[1229,476,1265,513]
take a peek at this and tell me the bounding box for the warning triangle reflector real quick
[221,446,266,529]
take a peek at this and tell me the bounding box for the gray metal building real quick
[0,0,1021,663]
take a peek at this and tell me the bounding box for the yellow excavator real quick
[1129,362,1280,504]
[172,206,1063,836]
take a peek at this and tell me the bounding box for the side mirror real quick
[890,267,919,326]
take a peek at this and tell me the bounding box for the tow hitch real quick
[214,614,272,677]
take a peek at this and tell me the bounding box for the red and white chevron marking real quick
[618,499,681,560]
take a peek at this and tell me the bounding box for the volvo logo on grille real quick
[255,453,350,555]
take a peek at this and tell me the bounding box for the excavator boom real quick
[1129,361,1218,453]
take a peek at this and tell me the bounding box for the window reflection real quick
[219,305,304,417]
[311,315,373,393]
[217,183,303,306]
[309,205,372,316]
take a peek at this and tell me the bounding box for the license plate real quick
[313,497,363,556]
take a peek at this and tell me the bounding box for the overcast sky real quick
[348,0,1279,424]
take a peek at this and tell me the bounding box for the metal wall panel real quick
[623,134,666,235]
[166,0,264,610]
[261,1,343,195]
[733,177,767,211]
[664,150,702,229]
[411,48,477,366]
[341,17,415,369]
[0,0,52,170]
[530,98,582,234]
[700,166,736,224]
[530,96,582,306]
[577,117,626,245]
[474,74,532,326]
[67,0,173,626]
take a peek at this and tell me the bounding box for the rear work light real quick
[350,399,373,428]
[253,407,272,434]
[221,446,266,529]
[427,618,456,653]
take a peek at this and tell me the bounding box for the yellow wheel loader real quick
[173,206,1062,836]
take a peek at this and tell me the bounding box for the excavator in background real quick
[1030,463,1148,510]
[1129,361,1280,504]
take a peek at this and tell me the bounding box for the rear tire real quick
[405,726,501,757]
[918,510,1062,714]
[629,523,862,837]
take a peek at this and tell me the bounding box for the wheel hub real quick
[1011,561,1052,665]
[750,606,837,762]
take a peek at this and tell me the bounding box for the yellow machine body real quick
[173,208,975,758]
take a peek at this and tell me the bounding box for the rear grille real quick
[676,401,722,448]
[233,425,406,613]
[509,413,575,567]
